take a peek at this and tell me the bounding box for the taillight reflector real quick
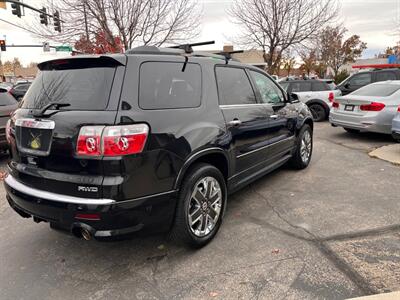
[397,105,400,112]
[75,213,101,221]
[328,92,334,103]
[360,102,385,111]
[332,101,339,108]
[76,124,149,157]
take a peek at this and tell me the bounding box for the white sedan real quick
[330,81,400,138]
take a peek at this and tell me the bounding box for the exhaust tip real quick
[81,228,92,241]
[71,223,95,241]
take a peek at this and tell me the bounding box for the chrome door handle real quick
[270,115,279,119]
[228,119,242,126]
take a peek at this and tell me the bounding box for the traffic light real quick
[0,40,5,51]
[11,0,22,18]
[53,10,61,33]
[40,7,48,26]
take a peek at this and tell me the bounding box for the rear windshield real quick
[351,84,400,97]
[21,65,116,110]
[0,91,17,106]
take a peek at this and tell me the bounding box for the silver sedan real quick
[393,108,400,142]
[330,81,400,138]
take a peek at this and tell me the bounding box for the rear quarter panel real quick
[113,55,227,200]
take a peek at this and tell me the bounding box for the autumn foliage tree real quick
[75,31,124,54]
[319,25,367,79]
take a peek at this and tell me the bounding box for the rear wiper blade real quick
[33,102,71,117]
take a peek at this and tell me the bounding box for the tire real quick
[308,103,327,122]
[290,124,313,170]
[170,163,227,248]
[344,128,360,134]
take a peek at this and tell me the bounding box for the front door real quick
[247,70,296,163]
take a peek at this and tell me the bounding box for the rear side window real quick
[291,82,312,92]
[215,67,256,105]
[139,62,201,110]
[14,84,30,91]
[312,81,329,91]
[375,71,397,82]
[0,91,17,106]
[351,84,400,97]
[22,59,117,110]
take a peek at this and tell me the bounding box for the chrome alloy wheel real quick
[300,130,312,164]
[188,176,222,237]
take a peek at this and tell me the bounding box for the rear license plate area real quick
[15,119,55,156]
[344,105,355,112]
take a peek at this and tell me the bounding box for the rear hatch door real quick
[9,56,126,199]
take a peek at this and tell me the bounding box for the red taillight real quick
[332,101,339,109]
[76,126,104,156]
[360,102,385,111]
[328,92,334,103]
[397,105,400,112]
[76,124,149,157]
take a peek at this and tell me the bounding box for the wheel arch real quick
[306,99,330,114]
[174,148,230,190]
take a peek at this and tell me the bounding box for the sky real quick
[0,0,399,66]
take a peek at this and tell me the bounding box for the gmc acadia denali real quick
[4,43,313,247]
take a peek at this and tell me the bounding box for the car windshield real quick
[351,83,400,97]
[21,66,116,110]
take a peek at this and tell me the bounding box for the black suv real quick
[337,68,400,95]
[4,45,313,247]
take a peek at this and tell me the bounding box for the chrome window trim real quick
[5,175,116,205]
[15,118,55,130]
[219,103,272,109]
[236,136,295,159]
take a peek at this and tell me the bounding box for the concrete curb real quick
[369,144,400,166]
[348,291,400,300]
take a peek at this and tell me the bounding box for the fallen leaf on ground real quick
[209,292,219,297]
[271,249,280,254]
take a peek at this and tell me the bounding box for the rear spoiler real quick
[38,55,126,71]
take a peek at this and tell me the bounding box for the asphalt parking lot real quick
[0,122,399,300]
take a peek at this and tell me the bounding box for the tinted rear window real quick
[291,82,312,92]
[0,91,17,106]
[312,81,329,91]
[22,66,116,110]
[351,84,400,97]
[139,62,202,110]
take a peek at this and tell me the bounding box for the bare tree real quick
[229,0,338,74]
[24,0,201,51]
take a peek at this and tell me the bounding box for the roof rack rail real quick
[215,50,244,64]
[169,41,215,54]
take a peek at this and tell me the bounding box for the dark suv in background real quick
[337,68,400,95]
[5,43,313,247]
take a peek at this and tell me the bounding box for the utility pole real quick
[83,1,89,41]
